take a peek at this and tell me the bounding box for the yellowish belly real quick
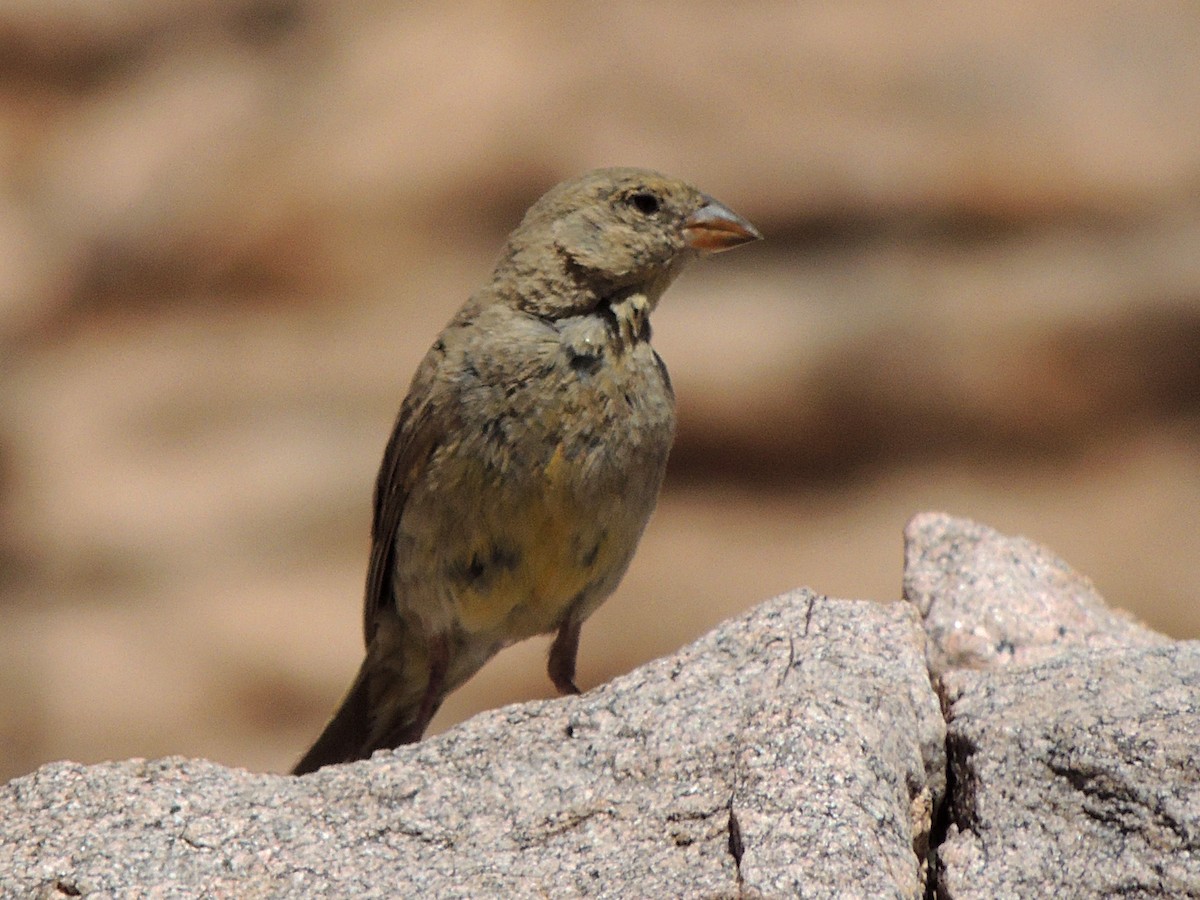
[451,442,632,639]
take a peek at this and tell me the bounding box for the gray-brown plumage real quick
[292,168,760,775]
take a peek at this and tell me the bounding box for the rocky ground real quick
[2,515,1195,897]
[1,3,1198,782]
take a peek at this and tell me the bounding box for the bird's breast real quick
[397,318,675,643]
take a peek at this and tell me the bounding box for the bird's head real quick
[496,168,761,319]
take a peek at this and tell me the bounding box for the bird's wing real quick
[362,350,452,646]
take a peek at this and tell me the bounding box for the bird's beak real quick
[683,198,762,253]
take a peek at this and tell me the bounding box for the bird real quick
[292,167,760,774]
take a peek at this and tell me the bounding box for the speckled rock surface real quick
[0,590,944,899]
[903,511,1168,677]
[6,514,1192,898]
[904,514,1198,898]
[937,645,1200,898]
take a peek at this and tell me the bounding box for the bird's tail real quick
[291,632,445,774]
[291,661,373,775]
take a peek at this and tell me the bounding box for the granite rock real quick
[903,511,1168,677]
[938,645,1200,899]
[0,590,944,899]
[4,514,1193,898]
[903,513,1198,898]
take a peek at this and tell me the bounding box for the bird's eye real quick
[627,192,661,215]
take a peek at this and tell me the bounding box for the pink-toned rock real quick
[903,512,1168,676]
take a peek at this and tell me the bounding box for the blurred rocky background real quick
[1,1,1197,781]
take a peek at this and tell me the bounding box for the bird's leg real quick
[548,617,582,695]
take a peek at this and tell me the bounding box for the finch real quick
[293,168,760,774]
